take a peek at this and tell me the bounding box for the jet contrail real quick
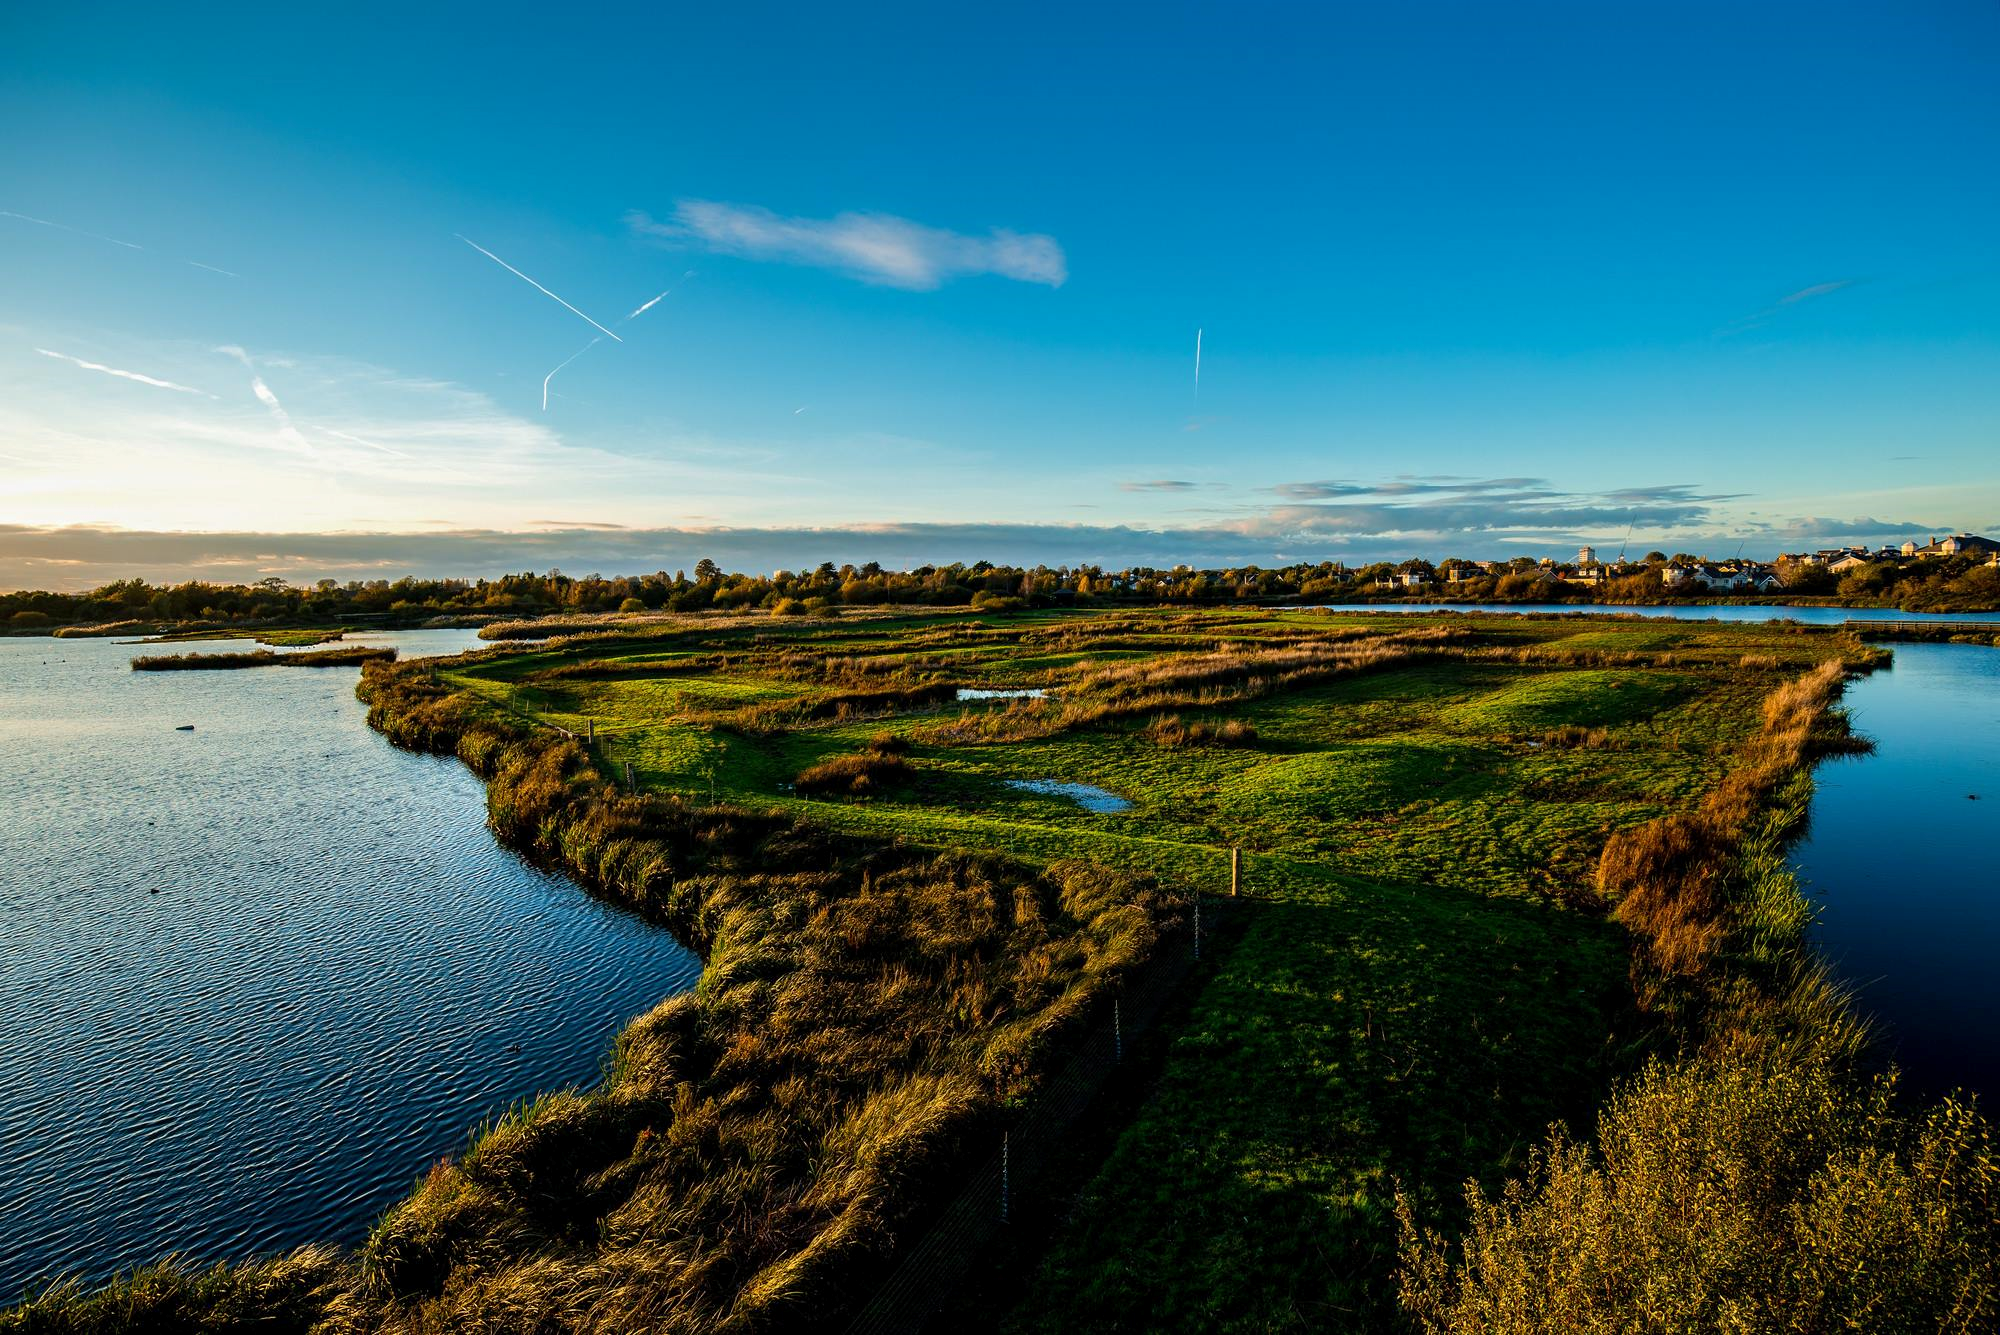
[319,426,412,459]
[627,289,670,320]
[4,210,144,250]
[36,347,213,396]
[542,337,600,411]
[184,259,240,278]
[456,235,623,342]
[1193,327,1203,413]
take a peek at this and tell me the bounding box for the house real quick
[1399,570,1430,589]
[1827,553,1872,574]
[1907,533,2000,559]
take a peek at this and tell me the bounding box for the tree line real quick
[6,550,1996,631]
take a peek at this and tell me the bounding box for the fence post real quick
[624,760,636,792]
[1231,846,1240,897]
[1000,1131,1010,1225]
[587,717,595,745]
[1194,894,1201,961]
[1114,998,1122,1063]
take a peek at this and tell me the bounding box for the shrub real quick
[772,598,810,616]
[1399,1056,2000,1333]
[619,597,647,613]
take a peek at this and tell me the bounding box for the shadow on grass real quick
[999,877,1636,1333]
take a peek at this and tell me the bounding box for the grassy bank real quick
[1396,659,2000,1330]
[15,607,1984,1331]
[129,646,395,671]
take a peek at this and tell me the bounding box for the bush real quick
[8,609,51,628]
[1399,1056,2000,1333]
[619,597,647,613]
[772,598,810,616]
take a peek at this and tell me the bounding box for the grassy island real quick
[129,646,397,671]
[14,607,1997,1333]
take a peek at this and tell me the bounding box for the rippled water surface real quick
[0,631,700,1296]
[1796,644,2000,1099]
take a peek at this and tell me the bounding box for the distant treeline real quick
[6,551,1997,632]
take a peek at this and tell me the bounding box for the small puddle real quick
[957,687,1047,700]
[1003,779,1132,813]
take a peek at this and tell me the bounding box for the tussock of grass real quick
[1141,714,1258,748]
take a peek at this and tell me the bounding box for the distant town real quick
[1383,532,2000,593]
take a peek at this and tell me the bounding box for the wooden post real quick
[1000,1131,1010,1224]
[1114,997,1123,1063]
[1193,894,1201,961]
[587,718,595,745]
[1230,846,1240,898]
[624,760,636,792]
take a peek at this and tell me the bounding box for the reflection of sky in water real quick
[1005,778,1132,813]
[1797,644,2000,1100]
[0,631,700,1293]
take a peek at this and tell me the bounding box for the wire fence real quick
[844,897,1227,1335]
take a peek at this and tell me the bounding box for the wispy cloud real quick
[36,348,214,397]
[628,202,1067,290]
[1119,479,1202,492]
[219,345,316,455]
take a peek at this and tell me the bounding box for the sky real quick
[2,0,1997,589]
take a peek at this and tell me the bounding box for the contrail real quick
[37,347,213,396]
[1193,327,1203,412]
[542,337,600,411]
[456,235,623,342]
[6,211,234,273]
[220,345,317,455]
[627,289,670,320]
[319,426,412,459]
[3,210,144,250]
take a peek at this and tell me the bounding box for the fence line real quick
[843,899,1225,1335]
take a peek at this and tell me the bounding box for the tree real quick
[694,558,722,583]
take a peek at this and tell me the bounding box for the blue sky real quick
[3,1,1996,587]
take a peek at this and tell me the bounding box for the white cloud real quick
[627,201,1067,290]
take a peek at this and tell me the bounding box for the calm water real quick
[1797,644,2000,1099]
[1323,601,2000,625]
[0,631,700,1297]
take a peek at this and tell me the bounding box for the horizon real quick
[5,2,1998,590]
[5,521,1997,594]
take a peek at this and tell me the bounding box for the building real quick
[1577,545,1597,566]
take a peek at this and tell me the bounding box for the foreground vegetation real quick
[7,606,1994,1331]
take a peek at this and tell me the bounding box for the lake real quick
[0,631,701,1298]
[1322,601,2000,625]
[1796,643,2000,1099]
